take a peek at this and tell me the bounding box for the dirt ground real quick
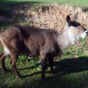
[24,3,88,31]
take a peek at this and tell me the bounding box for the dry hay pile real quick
[24,4,88,31]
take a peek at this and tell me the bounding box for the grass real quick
[0,0,88,88]
[1,0,88,7]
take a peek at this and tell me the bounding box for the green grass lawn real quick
[1,0,88,7]
[0,0,88,88]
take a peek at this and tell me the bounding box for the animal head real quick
[65,13,88,45]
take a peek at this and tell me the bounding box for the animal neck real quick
[57,25,77,51]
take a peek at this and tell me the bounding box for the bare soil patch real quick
[24,3,88,31]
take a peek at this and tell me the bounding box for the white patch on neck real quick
[57,28,75,50]
[68,29,76,45]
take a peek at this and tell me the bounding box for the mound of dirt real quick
[24,3,88,31]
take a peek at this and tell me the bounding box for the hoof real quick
[42,75,45,80]
[17,74,24,79]
[52,70,56,74]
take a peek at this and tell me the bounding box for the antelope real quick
[0,14,88,79]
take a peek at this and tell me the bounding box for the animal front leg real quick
[41,57,47,79]
[48,57,56,74]
[40,52,47,79]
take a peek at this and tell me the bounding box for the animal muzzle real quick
[81,31,88,38]
[86,31,88,36]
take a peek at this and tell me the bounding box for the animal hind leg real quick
[0,52,9,72]
[11,55,22,78]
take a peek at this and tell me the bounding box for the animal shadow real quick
[54,56,88,76]
[17,56,88,78]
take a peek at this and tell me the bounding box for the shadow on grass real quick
[1,56,88,88]
[17,56,88,77]
[55,56,88,74]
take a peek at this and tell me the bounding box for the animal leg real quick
[48,57,56,74]
[40,51,47,79]
[0,52,9,72]
[11,55,22,78]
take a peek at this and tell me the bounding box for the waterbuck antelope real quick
[0,14,88,79]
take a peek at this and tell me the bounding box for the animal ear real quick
[72,12,78,21]
[66,14,71,24]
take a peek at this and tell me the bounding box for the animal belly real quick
[28,48,40,56]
